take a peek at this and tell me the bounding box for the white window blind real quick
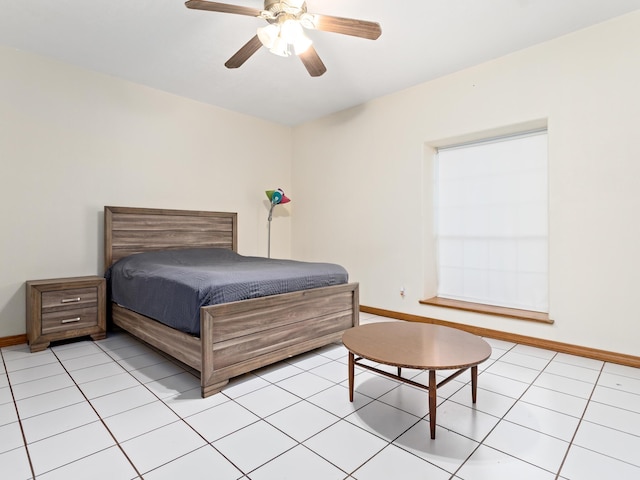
[435,130,548,312]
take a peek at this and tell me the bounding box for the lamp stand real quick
[265,188,289,259]
[267,202,276,258]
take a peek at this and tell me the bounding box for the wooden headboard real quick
[104,206,238,270]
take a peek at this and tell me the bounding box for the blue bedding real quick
[105,248,349,336]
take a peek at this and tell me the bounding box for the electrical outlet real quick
[400,287,406,298]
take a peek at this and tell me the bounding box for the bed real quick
[104,206,359,397]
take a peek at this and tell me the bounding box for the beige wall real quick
[0,46,293,337]
[292,11,640,356]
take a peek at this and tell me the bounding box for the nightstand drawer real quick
[42,287,98,311]
[42,306,98,334]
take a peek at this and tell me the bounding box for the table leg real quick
[471,365,478,403]
[429,370,436,439]
[397,367,402,377]
[348,352,354,402]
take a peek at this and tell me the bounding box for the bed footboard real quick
[200,282,359,397]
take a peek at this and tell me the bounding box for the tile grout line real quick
[91,338,245,478]
[449,344,560,478]
[88,337,240,477]
[99,338,329,477]
[244,350,364,477]
[47,345,144,479]
[98,337,305,478]
[225,344,422,478]
[197,365,342,476]
[23,337,212,477]
[553,362,605,480]
[443,343,527,479]
[0,347,37,480]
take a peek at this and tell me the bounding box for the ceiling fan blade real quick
[299,46,326,77]
[225,35,263,69]
[185,0,262,17]
[312,14,381,40]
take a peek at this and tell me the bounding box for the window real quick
[434,130,548,313]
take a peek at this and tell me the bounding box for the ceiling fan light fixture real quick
[269,35,291,57]
[280,19,302,41]
[293,32,312,55]
[259,18,312,57]
[281,19,312,55]
[257,23,279,49]
[299,12,315,29]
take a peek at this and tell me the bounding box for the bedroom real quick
[1,1,640,478]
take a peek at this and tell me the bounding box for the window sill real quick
[419,297,554,324]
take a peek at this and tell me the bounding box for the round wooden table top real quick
[342,322,492,371]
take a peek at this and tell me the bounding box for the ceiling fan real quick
[185,0,382,77]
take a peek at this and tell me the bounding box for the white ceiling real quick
[2,1,639,126]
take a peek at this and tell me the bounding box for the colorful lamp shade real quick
[265,188,291,205]
[265,188,291,258]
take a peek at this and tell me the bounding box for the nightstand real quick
[26,276,107,352]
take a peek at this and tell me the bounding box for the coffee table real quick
[342,322,492,439]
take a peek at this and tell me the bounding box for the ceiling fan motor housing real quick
[263,0,306,16]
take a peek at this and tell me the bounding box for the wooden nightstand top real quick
[26,275,105,288]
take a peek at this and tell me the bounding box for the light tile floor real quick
[1,312,640,479]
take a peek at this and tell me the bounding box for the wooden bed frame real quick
[104,206,359,397]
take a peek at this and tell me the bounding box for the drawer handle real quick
[61,317,81,324]
[61,297,81,304]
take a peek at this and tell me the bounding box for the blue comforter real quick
[105,248,349,336]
